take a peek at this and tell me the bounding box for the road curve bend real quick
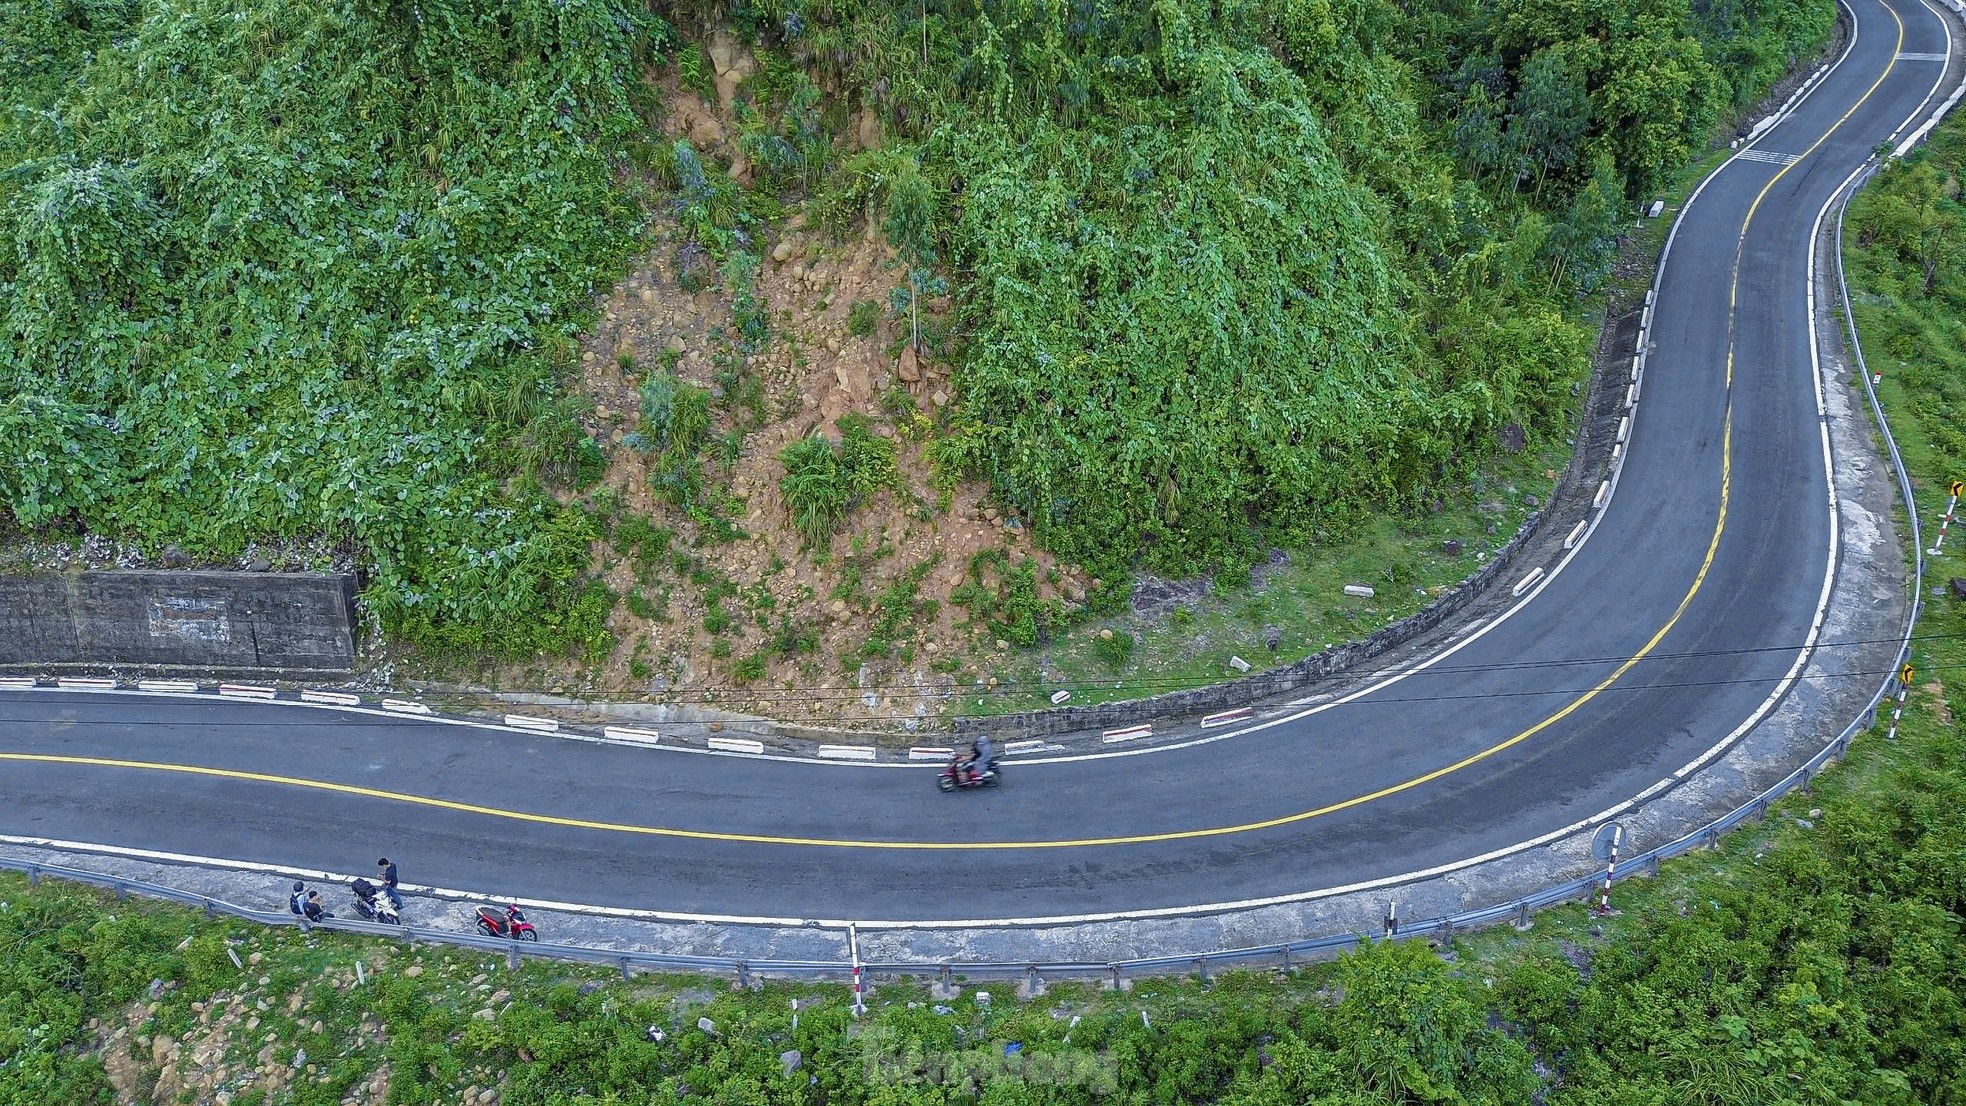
[2,0,1961,932]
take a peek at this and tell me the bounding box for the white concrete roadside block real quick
[300,690,361,706]
[1101,725,1152,744]
[817,744,877,761]
[909,746,953,761]
[1228,655,1251,673]
[602,726,662,747]
[1594,481,1610,509]
[1641,305,1653,330]
[503,714,560,733]
[381,698,431,714]
[1343,584,1375,598]
[1049,690,1072,704]
[1632,355,1644,378]
[1564,521,1588,549]
[1002,739,1047,756]
[1199,707,1253,728]
[1617,415,1631,443]
[1625,384,1637,408]
[708,736,766,755]
[58,677,116,690]
[1611,442,1624,465]
[218,683,277,700]
[1645,289,1655,306]
[1512,567,1546,597]
[138,680,201,694]
[0,677,39,690]
[1646,200,1664,218]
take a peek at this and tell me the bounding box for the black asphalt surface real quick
[2,0,1958,924]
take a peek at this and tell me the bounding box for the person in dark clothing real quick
[289,881,307,916]
[376,858,401,910]
[302,891,328,922]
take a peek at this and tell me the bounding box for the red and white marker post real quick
[848,924,867,1018]
[1887,663,1915,742]
[1594,825,1623,916]
[1929,481,1962,556]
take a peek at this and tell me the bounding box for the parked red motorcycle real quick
[938,751,1002,792]
[476,903,537,941]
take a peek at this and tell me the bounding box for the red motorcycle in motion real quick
[476,903,537,941]
[938,750,1002,792]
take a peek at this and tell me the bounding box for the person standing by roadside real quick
[376,858,401,910]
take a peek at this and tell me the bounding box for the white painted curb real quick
[707,736,766,755]
[908,746,952,761]
[1511,567,1546,598]
[299,690,361,706]
[1101,725,1152,744]
[58,677,116,690]
[602,726,662,747]
[218,684,276,700]
[817,744,877,761]
[503,714,560,733]
[381,699,432,715]
[1199,708,1253,728]
[0,677,39,690]
[138,680,201,694]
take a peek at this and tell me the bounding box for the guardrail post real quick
[203,898,216,918]
[506,945,520,971]
[1514,902,1532,930]
[1706,827,1720,850]
[618,956,632,981]
[1278,945,1291,972]
[1383,900,1398,937]
[114,881,126,902]
[1645,855,1660,878]
[1194,956,1210,985]
[1435,920,1455,945]
[27,865,37,887]
[735,962,750,989]
[1107,963,1122,991]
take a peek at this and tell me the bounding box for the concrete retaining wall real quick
[0,571,358,672]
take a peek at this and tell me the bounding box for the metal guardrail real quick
[0,121,1950,990]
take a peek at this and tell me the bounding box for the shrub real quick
[846,299,879,336]
[1093,630,1135,671]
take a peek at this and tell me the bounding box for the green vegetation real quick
[778,416,899,546]
[773,0,1834,586]
[2,0,1836,674]
[0,0,669,659]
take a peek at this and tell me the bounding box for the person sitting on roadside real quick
[302,890,328,922]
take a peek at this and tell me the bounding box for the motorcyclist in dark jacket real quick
[968,735,996,782]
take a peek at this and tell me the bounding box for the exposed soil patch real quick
[507,76,1085,723]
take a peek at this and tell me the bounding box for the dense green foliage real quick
[747,0,1834,582]
[3,0,1834,652]
[0,0,666,656]
[778,415,898,545]
[1846,121,1966,475]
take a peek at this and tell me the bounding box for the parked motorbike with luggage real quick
[350,878,401,925]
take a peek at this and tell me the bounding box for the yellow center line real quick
[0,7,1913,852]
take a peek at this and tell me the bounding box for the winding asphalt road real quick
[2,0,1960,928]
